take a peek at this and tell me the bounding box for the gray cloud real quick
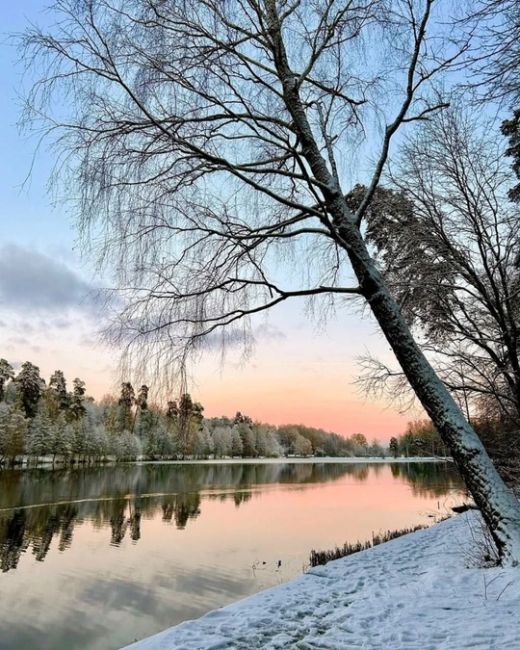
[256,323,286,341]
[0,244,96,313]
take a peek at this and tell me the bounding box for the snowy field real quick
[125,511,520,650]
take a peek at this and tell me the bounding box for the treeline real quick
[0,359,384,467]
[388,418,515,486]
[388,420,448,459]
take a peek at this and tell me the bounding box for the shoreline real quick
[0,455,452,472]
[134,456,452,466]
[124,511,517,650]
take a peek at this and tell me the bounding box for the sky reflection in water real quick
[0,462,464,649]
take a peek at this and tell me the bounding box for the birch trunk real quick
[265,1,520,563]
[338,216,520,565]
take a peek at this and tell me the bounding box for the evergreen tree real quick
[134,384,150,435]
[177,393,204,458]
[235,422,256,458]
[136,385,149,410]
[389,437,399,459]
[234,411,253,425]
[48,370,70,413]
[165,400,179,443]
[502,109,520,202]
[15,362,44,418]
[69,378,87,421]
[118,382,135,431]
[0,359,14,402]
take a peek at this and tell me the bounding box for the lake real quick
[0,461,464,649]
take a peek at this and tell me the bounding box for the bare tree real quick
[21,0,520,562]
[463,0,520,105]
[360,108,520,423]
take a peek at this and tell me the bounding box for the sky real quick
[0,1,414,439]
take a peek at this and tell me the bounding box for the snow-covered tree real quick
[212,426,233,458]
[177,393,204,458]
[193,425,213,459]
[255,425,282,458]
[69,378,87,421]
[0,359,14,402]
[15,362,43,418]
[20,0,520,560]
[292,433,313,457]
[28,409,52,461]
[0,407,28,465]
[368,440,386,458]
[118,382,135,432]
[114,431,141,460]
[48,370,70,414]
[235,422,257,458]
[230,428,243,458]
[49,415,72,464]
[87,424,109,461]
[389,437,399,459]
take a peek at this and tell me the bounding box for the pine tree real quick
[118,382,135,431]
[0,359,14,402]
[136,385,149,410]
[69,378,87,421]
[48,370,70,413]
[15,362,44,418]
[177,393,204,458]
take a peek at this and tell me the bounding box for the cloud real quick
[0,244,96,314]
[256,323,286,341]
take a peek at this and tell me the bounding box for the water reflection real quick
[0,462,462,574]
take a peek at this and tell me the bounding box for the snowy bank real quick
[125,511,520,650]
[134,456,450,466]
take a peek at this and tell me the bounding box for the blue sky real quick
[0,1,412,437]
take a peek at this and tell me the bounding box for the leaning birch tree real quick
[21,0,520,562]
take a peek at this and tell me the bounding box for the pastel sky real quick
[0,1,415,439]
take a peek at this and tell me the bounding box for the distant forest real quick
[0,359,402,467]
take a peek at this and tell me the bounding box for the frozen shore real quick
[135,455,450,466]
[125,511,520,650]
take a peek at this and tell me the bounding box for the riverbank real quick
[136,456,451,465]
[126,510,519,650]
[0,455,451,471]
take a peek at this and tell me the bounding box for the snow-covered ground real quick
[125,511,520,650]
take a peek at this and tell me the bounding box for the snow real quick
[134,456,448,466]
[124,511,520,650]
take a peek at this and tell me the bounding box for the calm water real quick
[0,461,464,649]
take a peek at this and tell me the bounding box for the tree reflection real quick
[0,462,463,572]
